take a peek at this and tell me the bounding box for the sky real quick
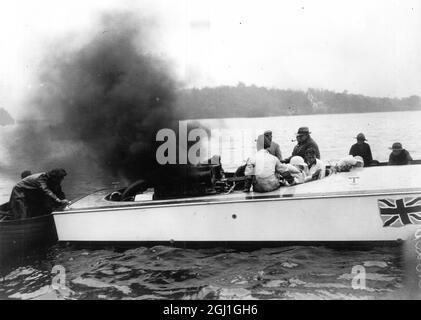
[0,0,420,117]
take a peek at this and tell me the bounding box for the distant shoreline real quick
[176,85,421,120]
[5,85,421,123]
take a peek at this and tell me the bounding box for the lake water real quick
[198,110,421,171]
[0,110,420,300]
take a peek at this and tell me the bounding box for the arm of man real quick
[311,141,321,159]
[349,145,355,156]
[406,151,413,162]
[48,182,66,200]
[366,144,373,162]
[275,161,288,173]
[37,175,64,204]
[55,186,66,200]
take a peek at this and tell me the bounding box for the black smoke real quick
[8,12,180,183]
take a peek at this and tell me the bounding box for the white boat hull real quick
[54,190,421,243]
[54,165,421,243]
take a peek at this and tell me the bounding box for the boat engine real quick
[153,164,224,200]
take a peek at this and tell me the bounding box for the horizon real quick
[4,100,420,123]
[180,84,421,100]
[2,84,421,122]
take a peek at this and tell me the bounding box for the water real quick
[0,245,405,300]
[198,110,421,171]
[1,110,420,300]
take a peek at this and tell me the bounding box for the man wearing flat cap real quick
[349,133,373,166]
[288,127,320,161]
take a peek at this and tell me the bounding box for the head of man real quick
[390,142,404,156]
[304,148,317,166]
[296,127,310,144]
[47,168,67,184]
[21,170,32,179]
[263,134,272,150]
[356,133,366,145]
[264,130,273,143]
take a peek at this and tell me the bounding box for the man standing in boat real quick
[9,168,70,220]
[256,130,282,161]
[286,127,320,162]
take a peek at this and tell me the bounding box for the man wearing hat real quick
[288,127,320,161]
[349,133,373,167]
[388,142,413,165]
[256,130,282,161]
[9,168,70,220]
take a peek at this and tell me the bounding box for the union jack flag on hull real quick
[378,197,421,227]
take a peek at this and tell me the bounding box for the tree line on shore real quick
[175,83,421,119]
[3,84,421,125]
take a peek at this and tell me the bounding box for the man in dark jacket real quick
[287,127,320,161]
[349,133,373,166]
[9,168,70,220]
[388,142,413,165]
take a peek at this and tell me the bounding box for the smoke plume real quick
[8,12,180,183]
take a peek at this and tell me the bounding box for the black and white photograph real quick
[0,0,421,303]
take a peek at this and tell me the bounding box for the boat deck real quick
[63,164,421,211]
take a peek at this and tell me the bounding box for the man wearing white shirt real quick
[245,136,290,192]
[304,148,326,180]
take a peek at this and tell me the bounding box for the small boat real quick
[0,203,57,261]
[53,163,421,245]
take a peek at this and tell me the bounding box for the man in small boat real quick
[349,133,373,167]
[256,130,282,161]
[245,136,290,192]
[9,168,70,220]
[304,148,326,180]
[388,142,413,165]
[286,127,320,162]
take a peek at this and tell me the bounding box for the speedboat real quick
[52,163,421,245]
